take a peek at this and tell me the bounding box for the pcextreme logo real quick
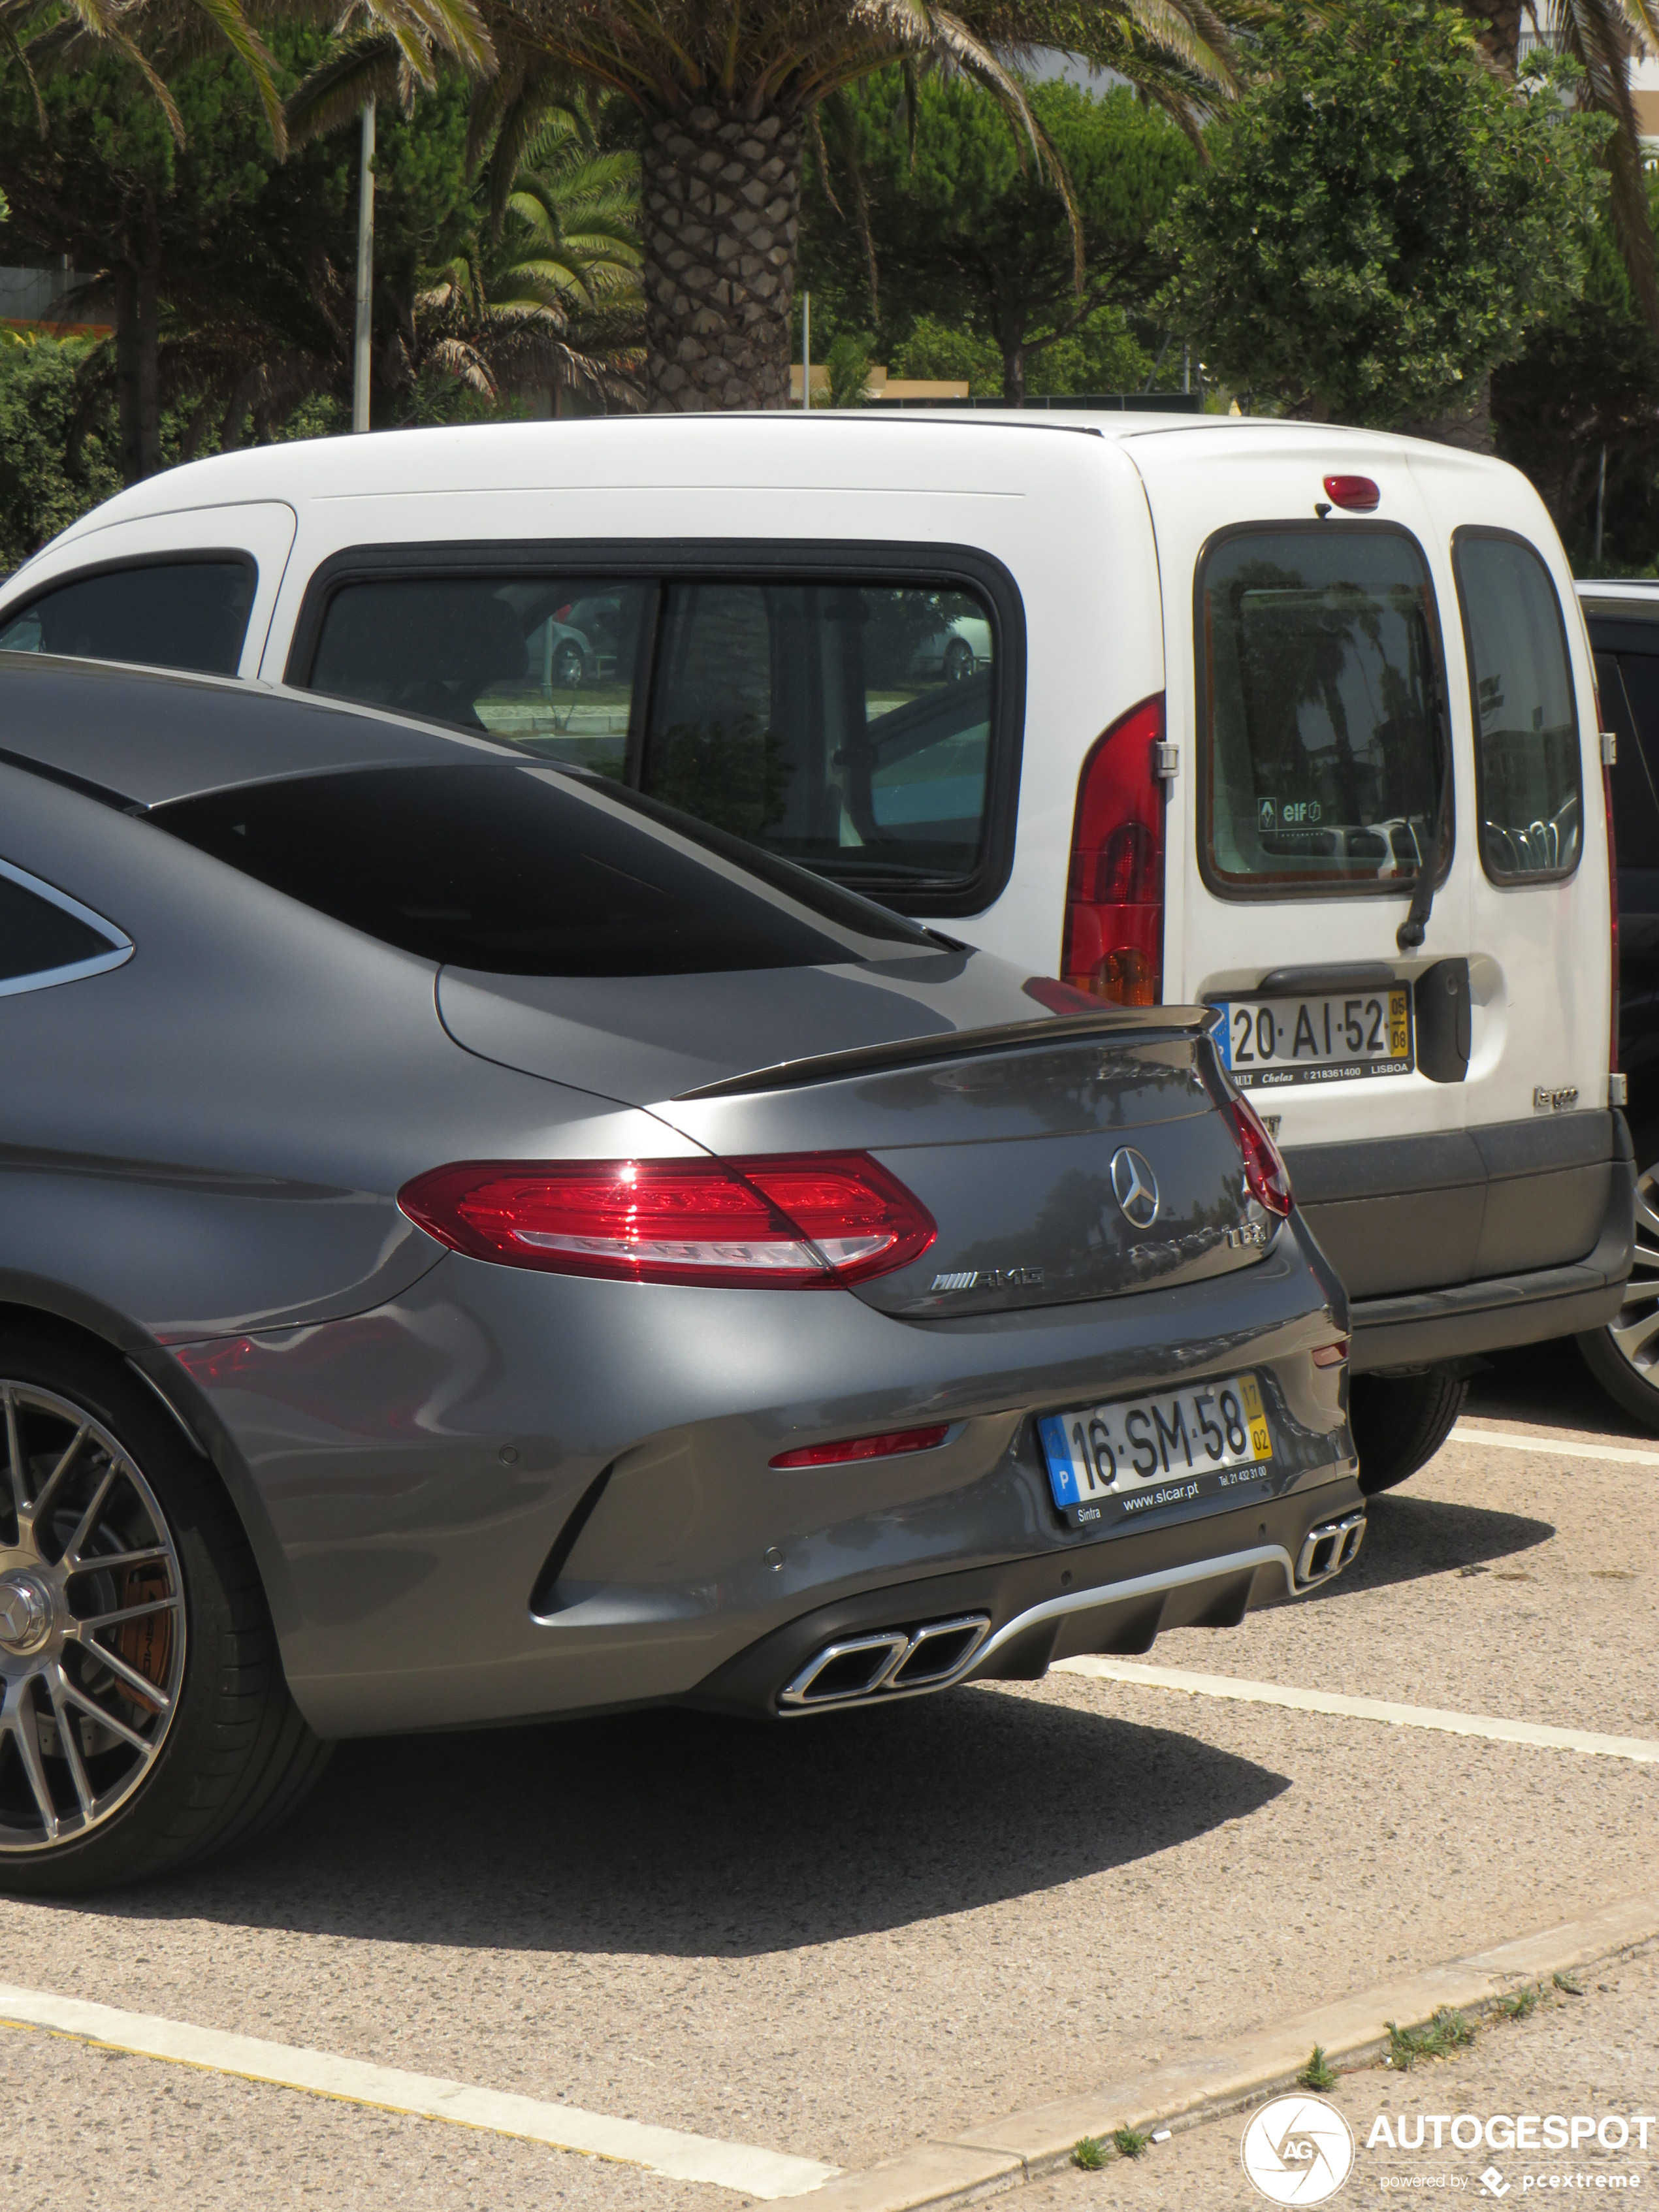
[1242,2095,1357,2204]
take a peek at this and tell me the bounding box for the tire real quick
[0,1328,328,1895]
[552,641,584,689]
[943,636,975,683]
[1575,1145,1659,1428]
[1349,1368,1468,1496]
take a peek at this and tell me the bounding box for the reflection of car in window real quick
[907,612,991,685]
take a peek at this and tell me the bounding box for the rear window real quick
[0,559,255,677]
[1198,526,1444,895]
[1453,532,1581,883]
[150,761,937,977]
[298,568,998,899]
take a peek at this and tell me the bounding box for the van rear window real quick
[1198,528,1443,895]
[1453,532,1581,883]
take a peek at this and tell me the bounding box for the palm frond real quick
[285,33,404,142]
[187,0,286,152]
[1551,0,1659,330]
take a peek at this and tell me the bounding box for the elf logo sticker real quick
[1260,797,1324,831]
[1240,2095,1355,2203]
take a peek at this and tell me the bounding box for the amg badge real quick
[930,1267,1046,1293]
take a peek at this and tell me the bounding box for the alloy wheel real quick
[0,1382,185,1852]
[1604,1161,1659,1390]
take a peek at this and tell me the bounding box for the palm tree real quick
[451,0,1246,409]
[413,108,644,408]
[0,0,495,477]
[1470,0,1659,327]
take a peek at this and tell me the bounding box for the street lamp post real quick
[353,99,376,434]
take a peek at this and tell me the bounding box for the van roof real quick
[35,409,1524,562]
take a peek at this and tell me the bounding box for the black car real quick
[1577,583,1659,1420]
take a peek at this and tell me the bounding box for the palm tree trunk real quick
[114,202,163,485]
[1458,0,1521,72]
[642,104,801,409]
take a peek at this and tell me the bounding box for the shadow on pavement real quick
[1304,1486,1554,1602]
[70,1690,1289,1957]
[1466,1335,1650,1438]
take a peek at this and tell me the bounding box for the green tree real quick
[0,337,120,571]
[1494,178,1659,565]
[1160,1,1607,431]
[1457,0,1659,332]
[0,0,492,479]
[457,0,1243,411]
[806,76,1193,402]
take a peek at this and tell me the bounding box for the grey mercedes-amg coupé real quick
[0,655,1361,1892]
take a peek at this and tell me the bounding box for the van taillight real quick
[1060,695,1167,1007]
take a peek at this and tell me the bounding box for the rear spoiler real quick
[675,1004,1219,1101]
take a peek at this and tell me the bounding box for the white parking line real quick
[1449,1420,1659,1469]
[0,1983,838,2198]
[1053,1659,1659,1762]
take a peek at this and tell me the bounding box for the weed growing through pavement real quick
[1386,2010,1476,2068]
[1496,1985,1539,2021]
[1554,1972,1583,1996]
[1112,2128,1150,2160]
[1072,2137,1108,2170]
[1298,2045,1337,2090]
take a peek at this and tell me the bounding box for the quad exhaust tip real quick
[779,1614,991,1711]
[1295,1509,1366,1589]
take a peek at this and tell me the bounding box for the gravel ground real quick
[1024,1936,1659,2208]
[0,1341,1653,2201]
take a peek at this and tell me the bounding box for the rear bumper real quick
[692,1472,1365,1720]
[1286,1111,1635,1372]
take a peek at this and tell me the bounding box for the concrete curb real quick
[806,1891,1659,2212]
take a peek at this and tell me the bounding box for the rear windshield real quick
[1453,532,1581,883]
[1199,527,1443,895]
[0,560,254,677]
[150,761,936,976]
[300,571,997,896]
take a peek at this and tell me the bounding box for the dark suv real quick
[1577,582,1659,1420]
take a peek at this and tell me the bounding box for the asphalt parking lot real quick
[3,1336,1656,2210]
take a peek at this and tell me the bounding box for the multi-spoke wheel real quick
[1579,1152,1659,1428]
[0,1332,330,1894]
[0,1383,185,1850]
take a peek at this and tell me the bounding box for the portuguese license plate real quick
[1039,1374,1274,1530]
[1216,987,1412,1091]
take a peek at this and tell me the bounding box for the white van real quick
[0,413,1632,1492]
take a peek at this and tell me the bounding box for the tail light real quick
[1223,1095,1293,1217]
[398,1153,937,1289]
[1061,696,1167,1007]
[771,1425,949,1468]
[1322,473,1379,513]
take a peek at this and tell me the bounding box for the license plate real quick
[1215,987,1412,1091]
[1039,1374,1273,1530]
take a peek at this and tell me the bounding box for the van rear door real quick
[1135,425,1619,1338]
[1140,430,1473,1164]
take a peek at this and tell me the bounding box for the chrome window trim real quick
[0,856,133,999]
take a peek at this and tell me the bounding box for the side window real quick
[307,576,651,780]
[0,560,255,678]
[1453,534,1582,883]
[300,567,999,896]
[643,581,991,880]
[0,859,132,997]
[1594,652,1659,871]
